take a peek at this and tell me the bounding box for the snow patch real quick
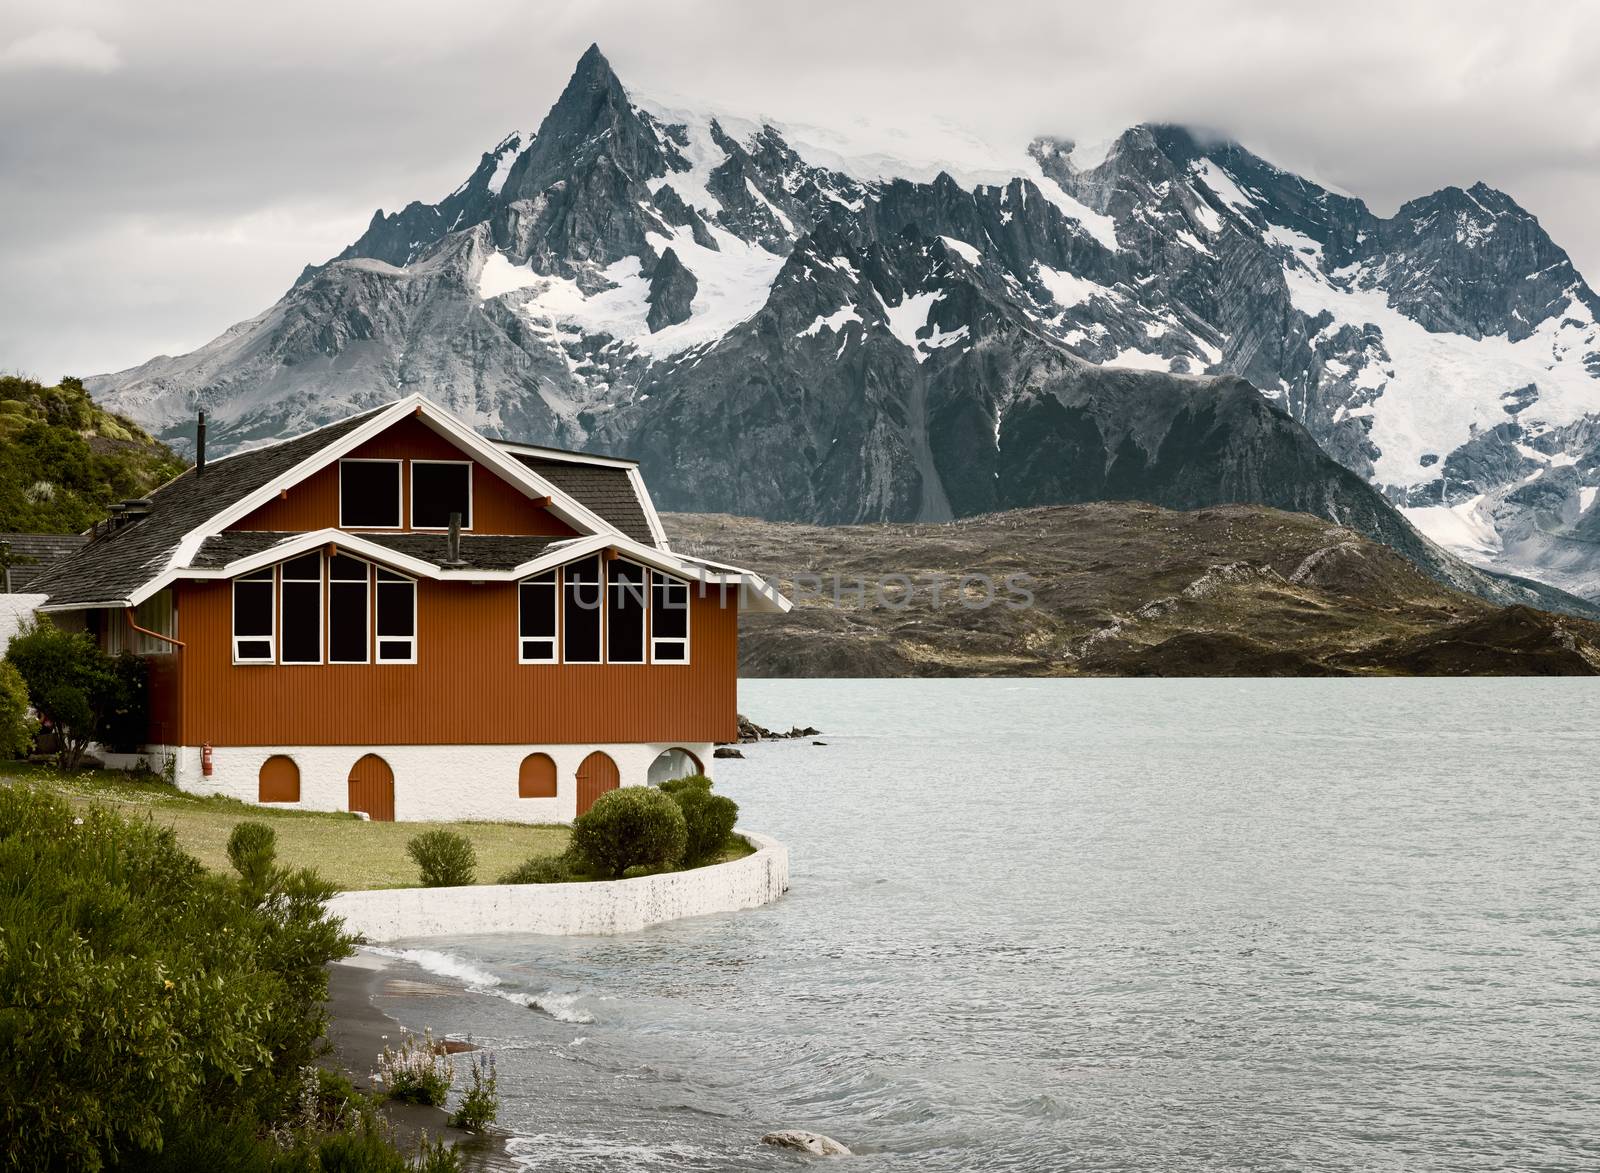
[1036,265,1118,308]
[939,236,982,266]
[1192,160,1256,214]
[1400,495,1501,556]
[800,305,862,338]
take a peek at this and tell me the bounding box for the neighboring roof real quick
[28,406,388,608]
[507,456,657,546]
[191,531,568,572]
[0,533,89,592]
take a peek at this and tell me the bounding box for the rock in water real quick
[713,746,744,759]
[760,1131,852,1156]
[646,247,697,332]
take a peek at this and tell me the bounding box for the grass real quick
[0,763,570,891]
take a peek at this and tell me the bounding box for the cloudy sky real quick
[3,0,1599,380]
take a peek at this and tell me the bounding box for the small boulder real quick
[761,1131,851,1157]
[713,746,744,759]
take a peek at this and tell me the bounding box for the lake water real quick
[372,680,1600,1171]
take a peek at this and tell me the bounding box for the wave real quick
[361,945,503,990]
[495,989,597,1024]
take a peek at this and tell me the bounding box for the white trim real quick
[277,550,324,665]
[627,464,672,551]
[373,566,417,665]
[337,458,403,530]
[516,570,559,664]
[409,458,475,531]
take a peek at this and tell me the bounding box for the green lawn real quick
[0,764,570,891]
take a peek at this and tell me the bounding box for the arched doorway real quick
[519,752,558,798]
[348,753,395,821]
[647,747,703,787]
[575,751,620,817]
[258,755,300,803]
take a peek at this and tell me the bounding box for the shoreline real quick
[323,953,518,1171]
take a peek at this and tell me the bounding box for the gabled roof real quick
[29,394,787,613]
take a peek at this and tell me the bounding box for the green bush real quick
[0,785,354,1169]
[227,820,278,901]
[498,851,579,884]
[673,787,739,866]
[0,659,34,759]
[448,1051,498,1133]
[570,786,687,879]
[99,650,150,754]
[5,618,122,768]
[657,773,713,796]
[406,829,477,887]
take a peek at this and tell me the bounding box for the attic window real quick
[339,460,402,528]
[411,460,473,530]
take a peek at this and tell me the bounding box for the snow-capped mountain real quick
[90,45,1600,601]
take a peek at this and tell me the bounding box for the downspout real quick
[124,607,186,650]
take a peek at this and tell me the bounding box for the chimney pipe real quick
[445,511,464,566]
[196,410,207,476]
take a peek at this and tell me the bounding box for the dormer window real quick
[411,460,473,529]
[339,460,401,528]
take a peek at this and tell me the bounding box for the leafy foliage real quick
[0,375,184,533]
[406,829,477,887]
[497,850,579,884]
[0,659,34,759]
[670,784,739,866]
[570,786,688,878]
[448,1050,498,1133]
[5,617,134,768]
[0,785,354,1170]
[227,820,278,902]
[657,774,713,796]
[375,1029,455,1107]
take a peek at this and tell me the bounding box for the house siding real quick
[170,578,739,747]
[231,416,579,537]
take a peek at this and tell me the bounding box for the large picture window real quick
[375,567,416,663]
[411,460,473,530]
[651,572,689,663]
[328,553,370,664]
[518,571,557,663]
[607,560,646,664]
[233,568,275,663]
[339,459,402,528]
[279,552,322,664]
[563,555,602,664]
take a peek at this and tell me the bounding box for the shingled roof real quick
[29,406,389,608]
[1,533,89,592]
[503,453,658,546]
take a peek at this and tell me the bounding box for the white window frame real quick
[409,459,475,531]
[562,557,605,665]
[327,553,372,665]
[338,458,404,530]
[232,568,276,664]
[277,552,324,666]
[606,558,648,665]
[650,571,691,665]
[517,571,559,664]
[373,566,418,665]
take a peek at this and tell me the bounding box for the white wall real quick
[326,831,788,941]
[164,740,716,823]
[0,594,45,652]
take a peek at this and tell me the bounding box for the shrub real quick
[406,829,477,887]
[227,820,278,901]
[498,851,579,884]
[570,786,687,879]
[375,1029,455,1106]
[448,1050,498,1133]
[0,785,354,1169]
[657,774,713,796]
[5,618,121,768]
[0,659,34,759]
[673,787,739,866]
[99,651,150,754]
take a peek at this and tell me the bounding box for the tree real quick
[5,618,120,768]
[0,660,33,759]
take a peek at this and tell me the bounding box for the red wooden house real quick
[28,395,787,821]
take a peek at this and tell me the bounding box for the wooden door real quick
[348,753,395,821]
[575,751,620,817]
[258,755,300,803]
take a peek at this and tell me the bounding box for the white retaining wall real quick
[326,831,788,941]
[159,741,716,823]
